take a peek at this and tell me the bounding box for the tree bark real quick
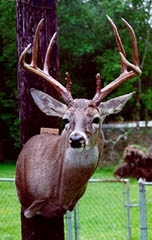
[21,208,64,240]
[16,1,64,239]
[16,0,60,146]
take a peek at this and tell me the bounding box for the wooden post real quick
[21,208,64,240]
[16,1,64,239]
[16,0,60,146]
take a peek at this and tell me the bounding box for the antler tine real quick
[19,19,73,105]
[93,73,101,102]
[43,32,57,73]
[31,18,44,68]
[91,73,101,104]
[107,15,127,73]
[122,18,138,66]
[65,72,72,93]
[92,17,142,106]
[121,18,141,74]
[19,43,32,68]
[96,73,101,94]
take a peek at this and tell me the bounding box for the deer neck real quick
[65,146,99,167]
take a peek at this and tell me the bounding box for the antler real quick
[65,72,72,93]
[92,16,142,106]
[19,19,73,105]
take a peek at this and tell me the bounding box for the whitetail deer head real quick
[15,16,141,219]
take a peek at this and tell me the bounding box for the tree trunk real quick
[16,0,60,147]
[16,1,64,239]
[21,208,64,240]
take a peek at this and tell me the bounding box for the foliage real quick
[57,0,152,119]
[0,0,19,150]
[142,89,152,111]
[1,0,152,158]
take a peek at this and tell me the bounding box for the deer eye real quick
[63,118,69,125]
[93,117,100,124]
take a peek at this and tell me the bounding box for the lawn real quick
[0,162,20,240]
[0,162,152,239]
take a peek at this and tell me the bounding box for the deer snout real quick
[69,134,85,149]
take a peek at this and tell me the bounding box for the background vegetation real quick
[0,0,152,159]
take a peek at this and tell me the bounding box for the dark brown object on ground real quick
[115,145,152,181]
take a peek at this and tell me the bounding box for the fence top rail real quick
[0,177,129,184]
[0,178,15,182]
[89,178,129,184]
[103,120,152,129]
[138,178,152,186]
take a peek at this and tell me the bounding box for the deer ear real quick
[99,92,135,118]
[30,88,67,117]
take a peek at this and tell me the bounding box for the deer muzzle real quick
[69,134,86,149]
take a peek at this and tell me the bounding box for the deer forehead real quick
[64,99,100,119]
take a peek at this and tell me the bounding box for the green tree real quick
[0,0,19,154]
[57,0,152,120]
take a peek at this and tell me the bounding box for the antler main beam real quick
[92,16,142,106]
[19,19,73,105]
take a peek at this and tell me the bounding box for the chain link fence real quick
[2,178,152,239]
[65,179,130,240]
[0,178,131,240]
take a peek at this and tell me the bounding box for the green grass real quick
[78,182,127,240]
[0,162,152,239]
[0,162,16,178]
[0,162,20,240]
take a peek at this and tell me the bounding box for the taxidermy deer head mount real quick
[15,16,141,218]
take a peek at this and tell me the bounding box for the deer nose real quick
[69,135,85,149]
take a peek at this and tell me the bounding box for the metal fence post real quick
[74,206,80,240]
[125,179,132,240]
[67,211,73,240]
[138,178,147,240]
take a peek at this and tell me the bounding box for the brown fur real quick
[16,92,133,218]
